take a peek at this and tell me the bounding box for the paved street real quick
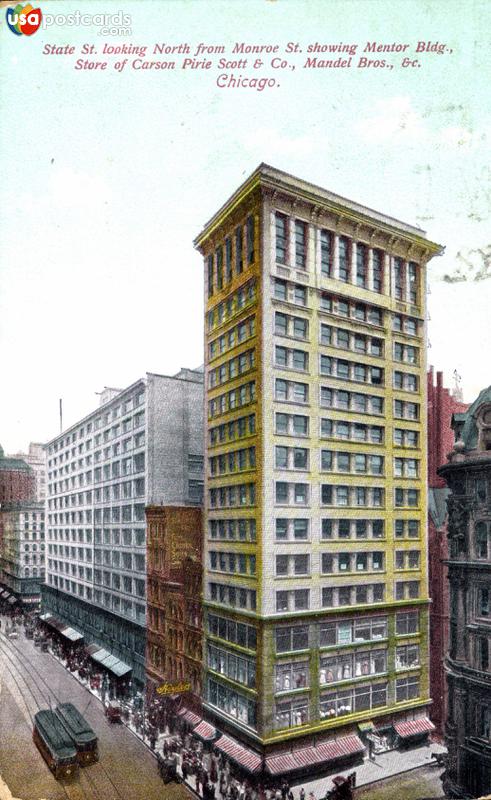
[355,765,446,799]
[0,616,189,800]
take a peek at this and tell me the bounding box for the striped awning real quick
[394,718,435,738]
[316,735,365,762]
[193,720,217,741]
[265,735,364,775]
[214,734,262,774]
[266,752,301,776]
[177,707,201,727]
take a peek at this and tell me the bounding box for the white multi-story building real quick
[43,368,203,687]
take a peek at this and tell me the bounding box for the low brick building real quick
[146,505,203,719]
[427,368,468,736]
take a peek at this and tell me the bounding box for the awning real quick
[59,626,84,642]
[0,590,9,598]
[265,752,299,776]
[177,707,201,727]
[214,734,262,774]
[86,644,131,677]
[394,718,435,738]
[193,720,217,741]
[39,612,52,621]
[8,596,17,604]
[316,735,365,762]
[265,735,364,776]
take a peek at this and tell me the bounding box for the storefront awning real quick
[214,734,262,774]
[266,752,300,776]
[265,735,364,776]
[177,707,201,727]
[86,644,131,677]
[0,590,9,598]
[394,718,435,738]
[193,720,217,741]
[59,626,84,642]
[39,612,52,621]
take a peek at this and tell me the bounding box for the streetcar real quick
[55,702,99,765]
[33,709,79,779]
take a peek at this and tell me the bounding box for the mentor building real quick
[192,163,442,777]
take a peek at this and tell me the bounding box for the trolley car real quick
[55,702,99,765]
[33,709,78,780]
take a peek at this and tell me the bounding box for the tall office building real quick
[43,369,203,688]
[194,164,442,775]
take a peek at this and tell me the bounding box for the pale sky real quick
[1,0,490,452]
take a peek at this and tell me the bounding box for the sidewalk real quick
[294,740,446,799]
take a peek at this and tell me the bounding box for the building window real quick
[356,243,367,288]
[276,213,288,264]
[295,220,307,269]
[275,661,309,692]
[320,230,332,277]
[235,226,243,274]
[338,236,350,282]
[274,697,309,729]
[395,676,419,702]
[246,215,255,264]
[275,625,309,653]
[476,522,489,559]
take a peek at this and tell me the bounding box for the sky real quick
[1,0,490,452]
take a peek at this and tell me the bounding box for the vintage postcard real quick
[0,2,490,800]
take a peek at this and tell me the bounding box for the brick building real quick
[146,505,203,719]
[427,368,468,736]
[0,444,36,504]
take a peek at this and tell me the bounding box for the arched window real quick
[24,567,29,577]
[476,522,488,559]
[33,568,38,577]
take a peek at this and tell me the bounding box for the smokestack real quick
[59,399,63,433]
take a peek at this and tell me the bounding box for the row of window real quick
[208,518,257,542]
[276,613,417,653]
[208,381,256,418]
[208,644,256,688]
[273,581,421,613]
[94,549,145,571]
[209,551,256,576]
[322,356,384,386]
[46,574,146,622]
[208,582,256,611]
[209,413,256,446]
[209,483,256,508]
[207,279,256,331]
[318,323,384,356]
[208,348,256,388]
[274,482,387,508]
[274,215,418,300]
[207,613,257,650]
[209,447,256,476]
[207,216,255,298]
[208,315,256,360]
[47,394,145,458]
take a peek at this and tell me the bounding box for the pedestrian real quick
[210,757,218,783]
[182,760,189,782]
[299,789,305,800]
[287,791,294,800]
[195,772,201,796]
[308,792,316,800]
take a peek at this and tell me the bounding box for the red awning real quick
[266,752,301,776]
[193,720,217,741]
[177,707,201,727]
[214,734,262,774]
[394,718,435,738]
[292,746,318,767]
[316,735,365,762]
[265,735,364,775]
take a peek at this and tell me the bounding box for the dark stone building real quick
[438,386,491,798]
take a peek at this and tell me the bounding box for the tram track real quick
[0,625,128,800]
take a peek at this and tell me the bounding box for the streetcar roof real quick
[34,709,77,759]
[55,703,97,744]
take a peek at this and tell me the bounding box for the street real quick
[0,616,190,800]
